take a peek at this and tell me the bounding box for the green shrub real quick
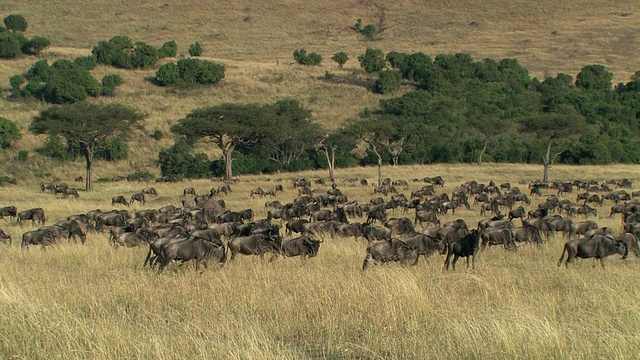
[293,48,322,65]
[361,24,378,40]
[95,138,128,161]
[73,55,97,70]
[197,61,225,84]
[27,59,51,81]
[373,70,402,94]
[158,40,177,58]
[0,32,26,58]
[9,74,25,95]
[126,170,154,182]
[3,14,28,32]
[0,117,21,148]
[331,52,349,68]
[158,140,212,178]
[22,59,102,103]
[156,63,180,85]
[151,130,163,140]
[38,135,69,159]
[156,58,225,87]
[16,150,28,163]
[22,36,50,55]
[101,74,124,96]
[131,41,158,69]
[92,36,134,68]
[188,42,203,56]
[358,48,387,73]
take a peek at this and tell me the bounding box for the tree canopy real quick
[30,102,145,190]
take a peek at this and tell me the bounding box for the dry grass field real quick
[2,163,640,359]
[1,0,640,180]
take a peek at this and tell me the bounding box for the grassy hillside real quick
[1,0,640,182]
[1,163,640,358]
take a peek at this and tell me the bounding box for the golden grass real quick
[1,0,640,179]
[2,163,640,358]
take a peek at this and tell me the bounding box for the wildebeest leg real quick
[452,254,459,270]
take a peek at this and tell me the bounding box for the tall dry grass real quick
[1,163,640,359]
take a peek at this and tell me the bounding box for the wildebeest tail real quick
[557,244,568,267]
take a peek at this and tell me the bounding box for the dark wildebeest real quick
[183,187,197,196]
[362,239,418,271]
[286,219,310,236]
[335,223,364,240]
[443,229,481,271]
[250,188,265,198]
[158,236,226,272]
[227,233,282,261]
[362,225,392,242]
[366,204,387,225]
[40,182,54,193]
[514,224,545,245]
[481,228,516,250]
[302,221,338,238]
[17,208,46,226]
[55,219,87,244]
[400,234,446,263]
[310,210,332,222]
[0,228,12,245]
[111,196,129,207]
[113,228,157,247]
[572,220,599,236]
[0,206,17,222]
[385,217,417,236]
[239,209,254,222]
[508,206,526,223]
[63,188,80,199]
[281,236,322,259]
[612,233,640,257]
[557,235,627,268]
[21,228,56,249]
[414,210,440,228]
[95,213,125,231]
[130,192,146,206]
[143,187,158,197]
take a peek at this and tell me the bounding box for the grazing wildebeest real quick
[302,221,338,238]
[40,182,54,193]
[443,229,481,271]
[414,209,440,227]
[63,188,80,199]
[142,187,158,197]
[514,224,544,245]
[286,219,310,236]
[310,210,332,222]
[55,219,87,244]
[239,209,254,222]
[95,213,125,231]
[508,206,526,223]
[158,236,226,272]
[481,228,516,250]
[227,233,282,261]
[111,196,129,207]
[281,236,322,259]
[250,188,265,198]
[362,239,418,271]
[21,228,56,249]
[572,220,599,236]
[384,217,417,236]
[335,223,364,239]
[17,208,46,226]
[130,192,146,206]
[557,235,627,268]
[183,187,197,196]
[366,204,387,225]
[0,228,12,245]
[0,206,17,222]
[113,228,157,247]
[362,225,392,242]
[400,234,446,263]
[613,233,640,257]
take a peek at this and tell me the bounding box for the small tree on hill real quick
[189,42,203,56]
[3,15,28,32]
[0,117,21,148]
[30,102,145,191]
[331,52,349,68]
[358,48,387,73]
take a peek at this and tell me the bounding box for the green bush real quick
[131,41,158,69]
[92,36,134,68]
[73,55,97,70]
[0,32,26,58]
[22,36,50,55]
[9,74,25,95]
[158,140,212,178]
[95,138,128,161]
[158,40,177,58]
[0,117,21,148]
[126,170,154,182]
[156,58,225,87]
[188,42,203,56]
[293,49,322,65]
[3,14,28,32]
[101,74,124,96]
[27,59,51,81]
[151,130,163,140]
[156,63,180,85]
[21,58,103,103]
[361,24,378,40]
[331,52,349,68]
[38,135,69,159]
[16,150,28,163]
[358,48,387,73]
[373,70,402,94]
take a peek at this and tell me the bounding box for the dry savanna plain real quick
[2,163,640,359]
[2,0,640,359]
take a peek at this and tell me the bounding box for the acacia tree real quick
[318,130,355,182]
[348,115,398,187]
[30,102,145,191]
[521,112,589,182]
[171,103,274,180]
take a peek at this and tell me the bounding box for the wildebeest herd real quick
[1,176,639,273]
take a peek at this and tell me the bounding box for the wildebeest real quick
[113,228,157,247]
[183,187,197,196]
[158,236,226,272]
[400,234,446,263]
[17,208,46,226]
[366,204,387,225]
[0,206,17,222]
[95,213,125,231]
[384,217,416,236]
[286,219,310,236]
[227,233,282,261]
[362,239,418,271]
[250,188,265,197]
[143,187,158,197]
[443,229,481,271]
[281,236,322,259]
[111,195,129,207]
[63,188,80,199]
[362,224,392,242]
[481,228,516,250]
[55,219,87,244]
[508,206,526,223]
[21,228,56,249]
[0,228,11,245]
[130,192,146,206]
[557,235,627,268]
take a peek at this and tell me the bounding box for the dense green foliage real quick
[188,42,203,57]
[373,70,402,94]
[22,36,50,56]
[158,140,212,178]
[0,117,21,149]
[358,48,387,73]
[331,52,349,68]
[293,49,322,65]
[92,36,172,69]
[155,58,225,87]
[158,40,178,58]
[0,32,26,58]
[37,135,128,161]
[3,14,27,32]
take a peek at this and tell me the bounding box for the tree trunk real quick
[543,140,552,183]
[223,148,234,180]
[321,145,337,182]
[477,137,488,165]
[372,145,383,188]
[84,147,94,191]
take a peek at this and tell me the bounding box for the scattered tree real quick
[30,102,145,190]
[3,14,28,32]
[0,117,21,148]
[358,48,387,73]
[331,52,349,68]
[189,42,203,56]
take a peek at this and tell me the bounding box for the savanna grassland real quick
[2,1,640,358]
[1,1,640,180]
[2,163,640,359]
